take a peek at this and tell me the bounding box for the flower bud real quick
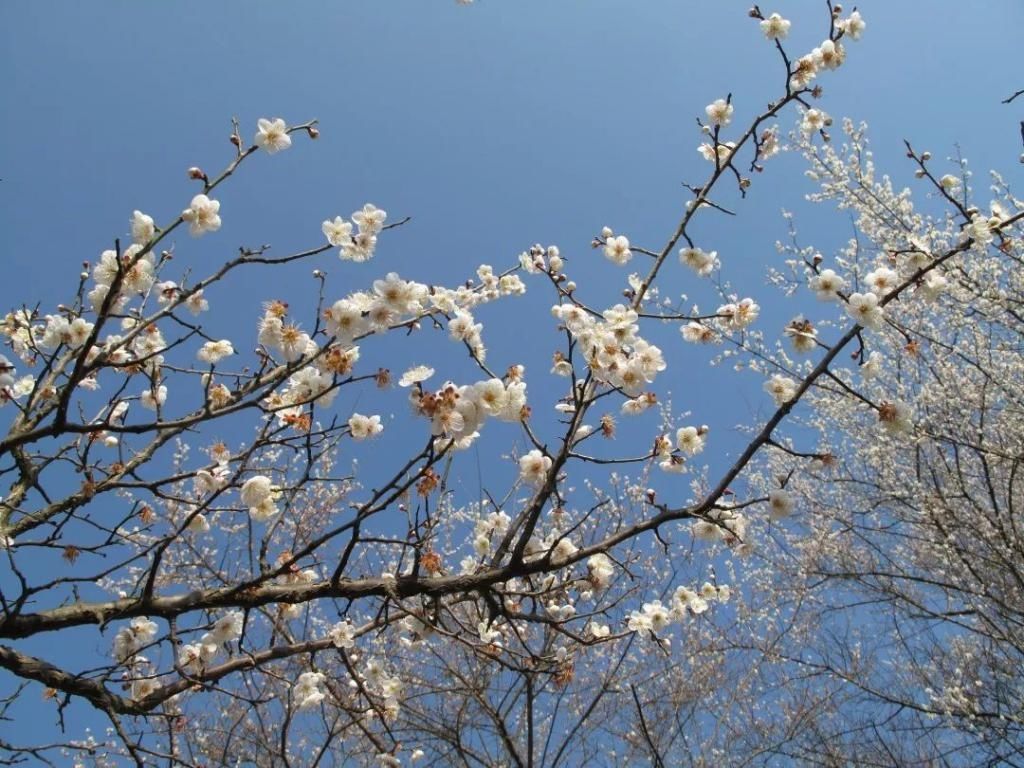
[307,126,320,139]
[187,166,206,181]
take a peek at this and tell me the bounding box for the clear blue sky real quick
[2,0,1022,758]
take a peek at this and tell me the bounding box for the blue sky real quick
[2,0,1023,759]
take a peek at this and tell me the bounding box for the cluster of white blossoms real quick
[89,242,156,312]
[693,507,749,550]
[760,12,791,40]
[196,339,234,365]
[240,474,280,521]
[177,611,244,677]
[627,582,730,636]
[329,619,357,649]
[113,617,159,663]
[716,297,760,331]
[551,303,666,396]
[705,98,734,127]
[801,108,829,135]
[675,425,706,455]
[698,141,736,164]
[411,374,526,450]
[348,413,383,440]
[809,267,846,300]
[258,300,317,363]
[293,671,327,710]
[471,509,512,556]
[758,9,864,89]
[322,203,388,263]
[348,659,404,721]
[40,315,94,350]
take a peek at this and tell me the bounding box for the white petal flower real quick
[254,117,292,154]
[705,98,733,127]
[322,216,353,246]
[197,339,234,364]
[603,235,632,266]
[182,194,222,237]
[130,210,155,244]
[846,292,885,330]
[760,13,791,40]
[399,365,435,388]
[349,413,383,440]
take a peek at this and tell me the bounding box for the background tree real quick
[1,3,1022,766]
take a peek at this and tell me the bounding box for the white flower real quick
[675,426,705,455]
[698,141,736,163]
[293,671,326,710]
[197,339,234,364]
[240,475,273,508]
[790,54,819,89]
[254,117,292,154]
[322,216,353,246]
[140,385,167,410]
[864,266,899,297]
[842,10,866,40]
[603,235,632,266]
[182,194,221,236]
[764,374,796,405]
[718,298,759,330]
[760,12,791,40]
[353,203,387,234]
[518,449,552,487]
[185,290,209,315]
[810,268,845,300]
[113,617,159,662]
[679,247,719,276]
[801,108,828,134]
[705,98,733,127]
[330,620,357,649]
[768,489,794,520]
[130,210,155,244]
[878,401,913,436]
[210,611,243,643]
[939,174,960,191]
[399,365,434,388]
[349,413,383,440]
[846,292,885,330]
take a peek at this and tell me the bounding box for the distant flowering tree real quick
[1,4,1021,766]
